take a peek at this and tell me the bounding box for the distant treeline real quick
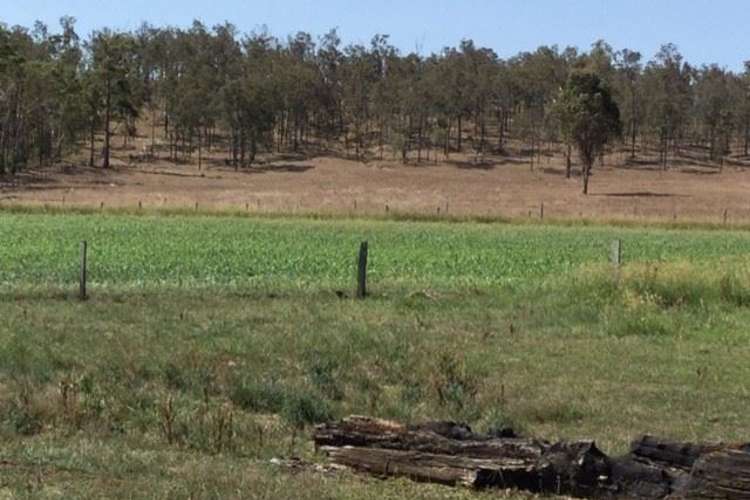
[1,17,749,175]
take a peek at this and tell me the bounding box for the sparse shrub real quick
[605,305,672,337]
[281,392,332,429]
[162,359,215,396]
[625,264,708,308]
[528,401,585,425]
[7,388,44,436]
[229,378,287,413]
[719,272,750,306]
[431,352,481,420]
[307,354,344,401]
[159,395,237,453]
[481,406,522,437]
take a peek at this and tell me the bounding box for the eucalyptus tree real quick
[340,43,378,159]
[87,29,139,168]
[693,65,736,162]
[739,62,750,157]
[510,46,569,168]
[555,72,621,194]
[614,49,643,158]
[315,29,344,143]
[641,44,692,169]
[0,24,27,173]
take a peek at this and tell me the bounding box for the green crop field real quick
[3,212,750,290]
[2,211,750,498]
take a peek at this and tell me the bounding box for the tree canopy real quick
[555,72,621,194]
[1,18,749,178]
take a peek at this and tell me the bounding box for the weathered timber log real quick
[319,446,550,490]
[312,416,750,499]
[314,416,612,497]
[605,435,728,498]
[630,435,725,472]
[676,447,750,499]
[609,456,674,499]
[314,416,546,460]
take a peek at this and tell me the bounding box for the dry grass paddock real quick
[3,138,750,225]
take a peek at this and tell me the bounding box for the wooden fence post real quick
[540,202,544,220]
[79,240,88,300]
[610,239,622,267]
[723,208,728,225]
[356,241,368,299]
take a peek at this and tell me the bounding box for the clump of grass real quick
[623,263,713,308]
[5,383,45,436]
[719,272,750,306]
[527,401,586,426]
[535,258,750,338]
[229,377,332,429]
[430,351,483,421]
[229,378,287,414]
[281,392,332,429]
[604,304,674,337]
[305,352,344,401]
[480,406,523,437]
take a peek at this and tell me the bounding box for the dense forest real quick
[1,17,749,179]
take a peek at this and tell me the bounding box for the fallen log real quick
[606,435,727,498]
[312,416,750,499]
[630,435,725,472]
[314,415,547,460]
[319,446,550,490]
[676,447,750,499]
[314,416,611,497]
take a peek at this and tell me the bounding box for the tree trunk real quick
[231,126,239,170]
[89,121,96,167]
[529,135,535,171]
[248,132,257,166]
[630,89,637,159]
[416,117,423,164]
[497,109,506,152]
[566,143,572,179]
[197,129,202,171]
[480,120,486,157]
[456,116,462,152]
[582,161,591,195]
[239,128,246,167]
[103,77,111,169]
[151,107,157,156]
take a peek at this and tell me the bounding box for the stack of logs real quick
[312,416,750,498]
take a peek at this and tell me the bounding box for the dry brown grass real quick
[3,139,750,224]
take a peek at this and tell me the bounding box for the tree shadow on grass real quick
[592,191,689,198]
[447,156,530,170]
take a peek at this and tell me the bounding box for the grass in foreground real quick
[2,213,750,498]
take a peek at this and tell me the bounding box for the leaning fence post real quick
[356,241,368,299]
[79,240,88,300]
[610,239,622,267]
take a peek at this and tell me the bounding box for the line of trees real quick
[2,18,750,184]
